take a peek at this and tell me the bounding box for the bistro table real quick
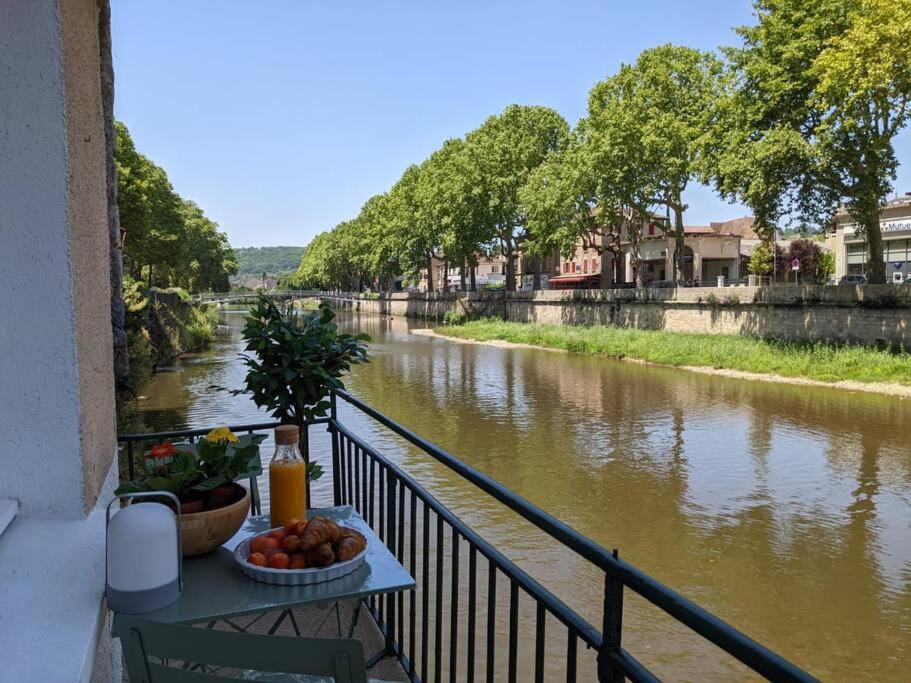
[111,505,414,668]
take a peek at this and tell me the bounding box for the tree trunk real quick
[673,203,685,285]
[469,265,476,292]
[862,211,886,284]
[443,262,450,293]
[504,243,516,292]
[459,258,467,292]
[532,255,541,290]
[426,255,434,293]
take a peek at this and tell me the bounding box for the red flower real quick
[149,442,176,460]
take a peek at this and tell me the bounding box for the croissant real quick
[299,516,342,551]
[335,529,366,561]
[307,542,336,567]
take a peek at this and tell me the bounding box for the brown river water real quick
[128,309,911,681]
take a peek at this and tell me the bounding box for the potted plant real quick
[192,427,265,509]
[221,298,370,487]
[115,428,266,555]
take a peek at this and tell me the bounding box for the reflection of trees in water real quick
[340,319,911,681]
[140,311,911,681]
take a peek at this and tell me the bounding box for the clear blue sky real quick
[111,1,911,248]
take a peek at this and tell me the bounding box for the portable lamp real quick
[106,492,182,614]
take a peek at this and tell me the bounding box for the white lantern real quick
[106,492,182,614]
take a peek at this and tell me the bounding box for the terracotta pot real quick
[205,484,239,510]
[180,499,204,515]
[180,484,250,556]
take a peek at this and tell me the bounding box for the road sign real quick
[791,258,800,271]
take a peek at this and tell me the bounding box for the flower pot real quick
[180,483,250,556]
[180,499,204,515]
[204,484,240,510]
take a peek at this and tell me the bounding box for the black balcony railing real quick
[117,395,817,683]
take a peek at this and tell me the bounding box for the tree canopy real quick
[291,1,908,290]
[702,0,911,283]
[233,247,306,279]
[116,122,237,292]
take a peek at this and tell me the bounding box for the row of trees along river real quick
[284,0,909,291]
[129,307,911,682]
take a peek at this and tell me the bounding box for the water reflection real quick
[129,310,911,681]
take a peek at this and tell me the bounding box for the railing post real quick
[598,549,624,682]
[385,473,397,655]
[330,392,341,507]
[301,421,311,507]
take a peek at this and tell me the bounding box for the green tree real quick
[748,241,775,276]
[588,45,724,285]
[387,164,441,291]
[520,114,658,287]
[115,121,235,292]
[465,105,569,291]
[358,193,402,292]
[710,0,911,283]
[417,138,490,291]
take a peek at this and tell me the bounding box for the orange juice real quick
[269,460,307,528]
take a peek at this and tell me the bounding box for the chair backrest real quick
[118,616,368,683]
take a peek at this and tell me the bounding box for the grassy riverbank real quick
[434,319,911,386]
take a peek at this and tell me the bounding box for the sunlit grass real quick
[436,319,911,385]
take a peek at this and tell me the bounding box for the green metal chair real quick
[118,615,368,683]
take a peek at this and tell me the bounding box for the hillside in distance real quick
[233,246,305,278]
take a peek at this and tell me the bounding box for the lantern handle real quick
[106,491,183,598]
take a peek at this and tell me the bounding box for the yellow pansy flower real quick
[205,426,239,444]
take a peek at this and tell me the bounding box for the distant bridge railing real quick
[191,290,321,304]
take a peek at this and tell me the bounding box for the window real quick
[648,224,655,236]
[886,239,909,262]
[583,259,589,273]
[593,260,599,271]
[846,243,866,265]
[575,263,581,273]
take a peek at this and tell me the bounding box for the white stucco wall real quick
[0,0,86,519]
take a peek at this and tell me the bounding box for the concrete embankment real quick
[319,285,911,352]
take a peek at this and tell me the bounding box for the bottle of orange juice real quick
[269,425,307,528]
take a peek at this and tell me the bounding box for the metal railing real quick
[117,398,817,682]
[327,390,816,683]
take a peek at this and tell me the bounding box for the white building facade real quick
[830,195,911,282]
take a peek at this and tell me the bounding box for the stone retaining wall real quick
[320,285,911,350]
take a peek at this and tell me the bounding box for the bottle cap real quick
[274,425,299,445]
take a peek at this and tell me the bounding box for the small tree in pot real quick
[225,297,370,484]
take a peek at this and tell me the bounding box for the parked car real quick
[905,275,911,285]
[839,274,867,285]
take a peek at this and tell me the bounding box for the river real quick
[128,309,911,681]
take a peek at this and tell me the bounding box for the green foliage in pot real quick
[114,442,203,500]
[115,428,266,506]
[192,428,266,492]
[222,297,370,479]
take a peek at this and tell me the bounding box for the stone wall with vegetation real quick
[322,285,911,351]
[121,278,218,398]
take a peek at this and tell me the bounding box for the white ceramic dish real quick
[233,526,368,586]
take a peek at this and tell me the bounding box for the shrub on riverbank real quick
[436,319,911,385]
[119,278,218,399]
